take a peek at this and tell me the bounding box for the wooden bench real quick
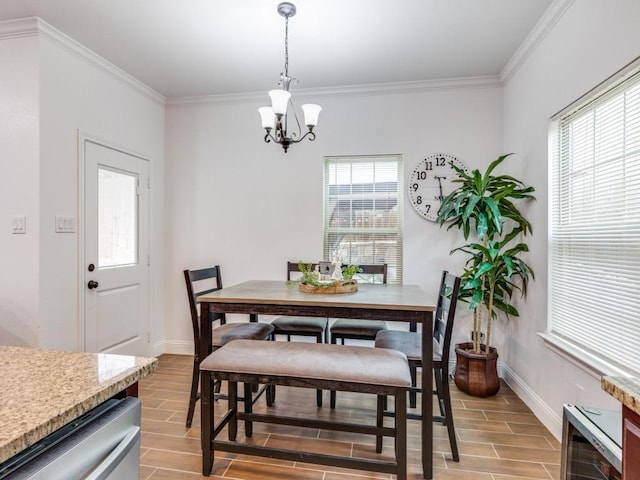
[200,339,412,479]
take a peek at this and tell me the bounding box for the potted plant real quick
[436,154,535,397]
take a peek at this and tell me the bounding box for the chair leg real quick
[244,382,253,437]
[435,366,459,461]
[186,357,200,428]
[201,370,214,475]
[376,394,385,453]
[409,365,417,409]
[228,381,238,441]
[433,368,446,418]
[441,375,459,461]
[395,389,408,480]
[315,332,323,407]
[330,335,338,409]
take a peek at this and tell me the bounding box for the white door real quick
[83,139,150,356]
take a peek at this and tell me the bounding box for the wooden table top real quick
[197,280,435,312]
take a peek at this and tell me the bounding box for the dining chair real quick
[329,263,388,409]
[270,261,328,407]
[374,270,461,461]
[184,266,274,428]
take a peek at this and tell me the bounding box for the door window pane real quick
[98,167,137,267]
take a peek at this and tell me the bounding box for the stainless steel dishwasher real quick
[0,397,141,480]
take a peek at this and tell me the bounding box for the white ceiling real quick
[0,0,554,99]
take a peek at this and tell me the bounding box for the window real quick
[98,167,138,267]
[549,60,640,375]
[323,155,403,284]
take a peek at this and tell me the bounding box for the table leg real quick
[200,302,212,376]
[422,311,433,479]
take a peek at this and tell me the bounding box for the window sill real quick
[538,332,633,380]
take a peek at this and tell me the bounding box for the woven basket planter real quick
[454,341,500,397]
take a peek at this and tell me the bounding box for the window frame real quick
[547,57,640,377]
[323,154,404,284]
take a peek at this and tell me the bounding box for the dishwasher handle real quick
[86,426,140,480]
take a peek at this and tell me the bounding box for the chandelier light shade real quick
[259,2,321,153]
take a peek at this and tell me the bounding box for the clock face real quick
[408,153,469,221]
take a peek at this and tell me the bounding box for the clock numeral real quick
[412,183,418,191]
[415,196,422,205]
[424,161,433,171]
[416,171,427,180]
[436,156,446,167]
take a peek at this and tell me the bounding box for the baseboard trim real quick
[449,357,562,440]
[500,362,562,440]
[153,340,193,357]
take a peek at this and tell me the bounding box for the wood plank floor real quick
[139,354,561,480]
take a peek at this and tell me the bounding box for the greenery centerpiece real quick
[293,262,363,294]
[436,154,535,396]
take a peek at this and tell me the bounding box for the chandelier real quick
[258,2,321,153]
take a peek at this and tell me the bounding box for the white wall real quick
[0,32,40,346]
[5,1,636,441]
[0,19,166,354]
[164,84,503,353]
[501,0,640,437]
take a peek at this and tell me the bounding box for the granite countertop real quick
[0,346,157,464]
[602,376,640,416]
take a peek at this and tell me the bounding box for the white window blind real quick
[323,155,403,284]
[550,61,640,375]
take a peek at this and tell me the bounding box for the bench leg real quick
[201,370,214,476]
[244,382,253,437]
[228,381,238,441]
[395,389,408,480]
[266,384,275,406]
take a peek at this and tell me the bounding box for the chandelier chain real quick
[284,15,289,79]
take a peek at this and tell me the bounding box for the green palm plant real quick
[436,154,535,355]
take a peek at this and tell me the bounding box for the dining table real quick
[197,279,437,479]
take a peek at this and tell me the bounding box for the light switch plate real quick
[55,215,76,233]
[12,216,26,234]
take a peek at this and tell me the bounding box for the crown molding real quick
[0,17,165,105]
[166,75,503,107]
[0,17,39,39]
[500,0,575,84]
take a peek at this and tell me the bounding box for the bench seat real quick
[200,339,411,479]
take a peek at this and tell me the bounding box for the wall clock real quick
[408,153,469,221]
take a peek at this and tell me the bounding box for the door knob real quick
[87,280,99,290]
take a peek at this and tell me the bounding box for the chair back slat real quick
[433,271,461,362]
[288,262,387,284]
[184,266,226,348]
[287,261,320,281]
[354,264,388,284]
